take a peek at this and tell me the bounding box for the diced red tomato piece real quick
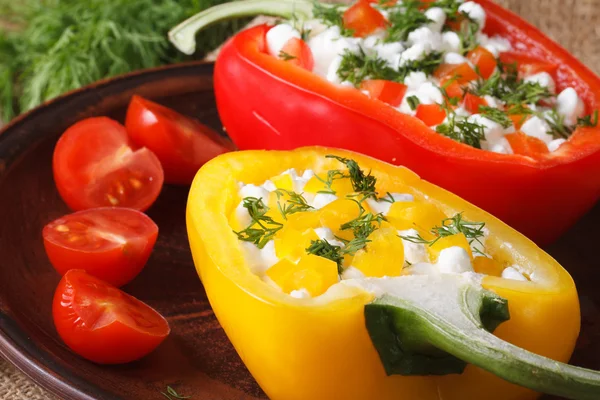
[416,104,447,127]
[343,0,387,38]
[463,93,488,114]
[434,63,479,84]
[443,81,464,101]
[279,37,314,71]
[53,270,170,364]
[505,132,549,158]
[365,0,397,5]
[509,114,530,129]
[360,80,407,107]
[43,208,158,287]
[499,52,558,76]
[467,46,497,79]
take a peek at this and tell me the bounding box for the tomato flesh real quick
[416,104,447,127]
[499,52,558,76]
[279,38,314,71]
[53,270,170,364]
[53,117,163,211]
[343,1,387,38]
[467,46,497,79]
[463,93,488,114]
[435,63,479,84]
[125,96,235,185]
[43,208,158,287]
[360,80,407,107]
[505,132,550,158]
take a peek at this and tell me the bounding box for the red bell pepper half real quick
[169,0,600,245]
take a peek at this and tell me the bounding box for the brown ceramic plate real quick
[0,61,598,400]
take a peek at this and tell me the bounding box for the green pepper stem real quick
[168,0,315,55]
[362,275,600,400]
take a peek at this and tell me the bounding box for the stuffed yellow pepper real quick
[187,147,599,400]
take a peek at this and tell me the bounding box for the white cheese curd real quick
[266,24,301,58]
[234,202,253,228]
[441,31,461,53]
[398,229,429,266]
[548,138,567,152]
[520,116,553,144]
[557,87,586,126]
[239,184,269,202]
[371,42,405,67]
[478,34,512,57]
[407,27,443,52]
[524,72,556,94]
[404,71,428,90]
[366,193,414,215]
[467,114,505,143]
[326,55,345,84]
[454,107,471,117]
[398,82,444,114]
[312,193,338,209]
[301,169,315,180]
[403,262,440,276]
[483,95,503,109]
[290,288,312,299]
[399,43,430,66]
[436,246,474,274]
[458,1,486,29]
[314,227,346,247]
[341,266,366,280]
[501,266,528,281]
[261,180,277,192]
[309,26,360,77]
[482,137,513,154]
[242,241,279,275]
[425,7,446,33]
[443,52,468,65]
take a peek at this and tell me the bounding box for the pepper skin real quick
[186,146,580,400]
[211,0,600,245]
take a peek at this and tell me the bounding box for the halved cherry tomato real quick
[360,80,407,107]
[463,93,488,114]
[343,0,387,37]
[279,38,314,71]
[434,63,479,84]
[467,46,497,79]
[43,208,158,287]
[53,269,170,364]
[499,52,558,76]
[125,96,235,185]
[53,117,163,211]
[416,103,446,127]
[505,132,550,158]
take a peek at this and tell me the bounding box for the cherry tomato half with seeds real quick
[53,117,164,211]
[125,96,236,185]
[43,207,158,287]
[53,269,170,364]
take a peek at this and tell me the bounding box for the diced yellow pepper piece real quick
[473,256,504,277]
[271,173,294,191]
[274,228,320,261]
[387,202,447,232]
[265,258,298,293]
[264,191,286,225]
[352,228,404,277]
[295,254,339,296]
[319,198,366,241]
[428,233,473,262]
[303,174,354,197]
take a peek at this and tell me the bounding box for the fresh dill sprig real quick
[339,212,387,255]
[543,109,573,139]
[397,51,444,82]
[315,169,347,195]
[278,51,297,61]
[458,16,480,54]
[162,386,190,400]
[407,95,420,111]
[234,197,283,249]
[478,106,512,128]
[430,0,462,20]
[577,109,599,128]
[503,81,552,106]
[274,189,314,220]
[326,155,378,200]
[313,3,353,36]
[380,192,398,204]
[385,2,431,43]
[337,47,397,86]
[306,239,344,273]
[435,113,485,148]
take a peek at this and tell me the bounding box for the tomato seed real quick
[55,225,69,232]
[107,194,119,205]
[129,178,142,190]
[115,182,125,195]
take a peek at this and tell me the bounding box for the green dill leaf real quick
[503,81,552,106]
[315,169,347,195]
[478,106,512,128]
[380,192,397,204]
[313,3,353,36]
[396,51,444,82]
[337,47,397,86]
[306,239,344,273]
[542,109,573,139]
[274,189,314,220]
[458,16,480,54]
[407,95,420,111]
[278,51,297,61]
[435,113,485,148]
[431,212,486,249]
[385,2,431,43]
[234,197,283,249]
[340,212,386,255]
[577,109,599,128]
[430,0,463,21]
[326,155,378,200]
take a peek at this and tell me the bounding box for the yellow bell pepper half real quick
[187,147,591,400]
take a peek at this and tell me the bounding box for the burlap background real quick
[1,1,599,398]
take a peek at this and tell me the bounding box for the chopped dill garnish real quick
[306,239,344,273]
[274,189,313,220]
[339,211,387,255]
[315,169,347,195]
[543,109,573,139]
[435,113,485,148]
[478,106,512,128]
[458,17,480,54]
[407,95,420,111]
[313,3,353,36]
[337,47,397,86]
[397,51,444,82]
[380,192,398,204]
[326,155,378,200]
[278,51,297,61]
[577,109,599,128]
[385,2,431,43]
[234,197,283,249]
